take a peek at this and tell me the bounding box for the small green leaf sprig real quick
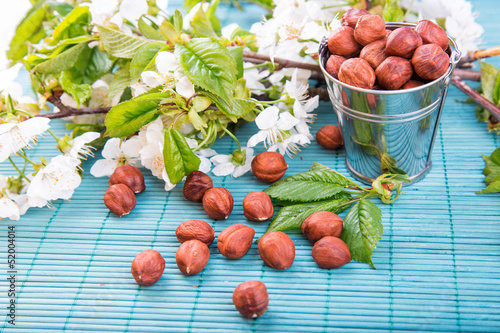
[479,147,500,193]
[262,163,410,268]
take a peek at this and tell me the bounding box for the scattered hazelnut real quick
[375,56,413,90]
[354,15,386,46]
[325,55,346,80]
[131,249,165,286]
[338,58,376,89]
[412,44,450,81]
[341,8,370,29]
[385,27,422,59]
[243,191,274,222]
[415,20,449,51]
[328,26,361,58]
[402,80,425,89]
[217,224,255,259]
[176,219,215,245]
[183,170,213,202]
[312,236,351,269]
[175,239,210,275]
[251,152,288,183]
[233,281,269,318]
[104,184,136,217]
[316,125,343,150]
[301,211,344,243]
[109,165,145,194]
[360,39,388,70]
[202,187,234,220]
[258,231,295,270]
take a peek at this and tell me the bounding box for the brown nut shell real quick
[312,236,351,269]
[386,27,423,59]
[217,224,255,259]
[411,44,450,81]
[375,56,413,90]
[402,80,425,89]
[176,239,210,275]
[325,55,346,80]
[183,171,213,202]
[301,211,344,243]
[131,249,165,286]
[104,184,136,217]
[354,15,386,46]
[243,191,274,222]
[328,26,361,58]
[109,165,145,193]
[202,187,234,220]
[341,8,370,29]
[338,58,376,89]
[233,281,269,318]
[176,219,215,245]
[251,152,288,183]
[316,125,343,150]
[415,20,449,51]
[258,231,295,270]
[360,39,388,69]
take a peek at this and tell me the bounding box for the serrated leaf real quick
[83,47,114,84]
[129,42,165,84]
[191,5,217,37]
[175,38,237,106]
[33,42,87,74]
[480,62,500,102]
[138,17,164,40]
[51,6,90,44]
[264,198,352,234]
[163,129,201,184]
[203,91,256,119]
[8,6,46,62]
[341,200,383,268]
[480,148,500,193]
[228,46,244,79]
[107,62,131,103]
[479,175,500,193]
[98,25,154,59]
[59,71,92,107]
[207,0,222,35]
[160,20,180,44]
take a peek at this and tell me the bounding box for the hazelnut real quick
[251,152,288,183]
[217,224,255,259]
[341,8,370,29]
[338,58,376,89]
[312,236,351,269]
[360,39,388,69]
[386,27,422,59]
[325,55,346,80]
[301,211,344,243]
[104,184,136,217]
[233,281,269,318]
[202,187,234,220]
[258,231,295,270]
[175,239,210,275]
[402,79,425,89]
[316,125,343,150]
[328,26,361,58]
[385,29,392,38]
[412,44,450,81]
[176,219,215,245]
[131,249,165,286]
[109,165,145,194]
[183,170,213,202]
[375,56,413,90]
[243,191,274,222]
[354,15,386,46]
[415,20,449,51]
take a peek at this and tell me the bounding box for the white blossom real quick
[247,106,299,148]
[64,132,101,160]
[210,148,254,178]
[0,197,19,220]
[0,117,50,163]
[269,131,310,157]
[90,137,143,177]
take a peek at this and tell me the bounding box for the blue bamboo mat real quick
[1,0,500,332]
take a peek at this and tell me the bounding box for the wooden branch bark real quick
[451,76,500,122]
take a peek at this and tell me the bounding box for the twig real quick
[459,46,500,65]
[242,51,322,72]
[452,68,481,82]
[451,76,500,122]
[38,95,111,119]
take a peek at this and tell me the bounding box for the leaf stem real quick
[217,119,241,151]
[47,129,60,142]
[8,157,30,183]
[17,150,36,166]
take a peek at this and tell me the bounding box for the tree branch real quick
[451,76,500,122]
[459,46,500,65]
[242,51,322,72]
[38,95,111,119]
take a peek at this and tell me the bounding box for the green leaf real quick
[191,5,217,37]
[264,198,352,234]
[83,47,114,84]
[51,6,90,44]
[206,0,221,35]
[59,71,92,107]
[175,38,237,106]
[107,62,131,103]
[173,10,183,32]
[244,0,273,10]
[7,6,46,62]
[494,73,500,105]
[46,2,74,16]
[479,175,500,193]
[228,46,244,79]
[480,62,500,102]
[104,93,172,137]
[202,91,256,119]
[184,0,203,11]
[480,147,500,193]
[98,25,154,59]
[33,42,87,74]
[188,108,207,131]
[341,200,383,268]
[138,17,164,40]
[163,129,201,184]
[129,43,165,84]
[160,20,180,44]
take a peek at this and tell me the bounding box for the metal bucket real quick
[319,22,461,184]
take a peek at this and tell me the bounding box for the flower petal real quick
[277,112,300,131]
[247,131,267,148]
[141,71,166,88]
[210,154,231,165]
[212,162,235,176]
[101,138,122,159]
[175,75,195,98]
[156,51,178,75]
[255,106,279,130]
[0,198,20,220]
[90,158,119,177]
[232,164,252,178]
[119,0,148,22]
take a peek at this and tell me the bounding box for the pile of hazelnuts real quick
[104,165,146,216]
[326,8,451,90]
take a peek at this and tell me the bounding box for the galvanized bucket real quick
[319,22,461,184]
